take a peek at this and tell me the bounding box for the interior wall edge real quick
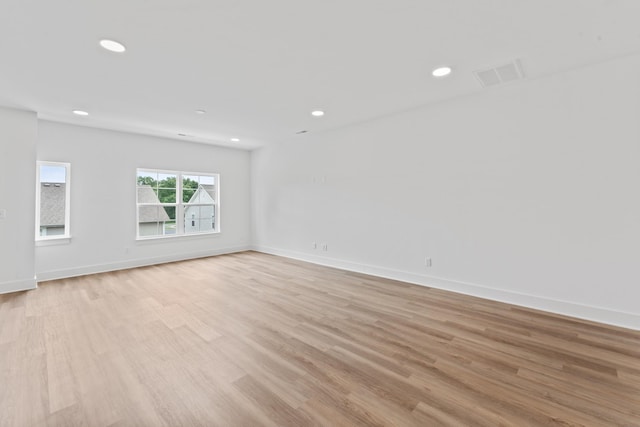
[0,278,37,295]
[35,245,251,283]
[252,245,640,331]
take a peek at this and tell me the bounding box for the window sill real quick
[135,231,220,243]
[36,237,72,246]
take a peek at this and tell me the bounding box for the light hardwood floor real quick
[0,251,639,426]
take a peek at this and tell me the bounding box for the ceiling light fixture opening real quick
[311,110,325,117]
[99,39,126,53]
[72,110,89,116]
[231,138,240,142]
[432,66,452,78]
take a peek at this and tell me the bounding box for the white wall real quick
[252,53,640,329]
[0,107,37,293]
[36,122,251,280]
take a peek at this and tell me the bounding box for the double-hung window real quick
[36,161,71,240]
[136,169,219,239]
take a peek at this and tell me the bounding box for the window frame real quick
[136,168,220,240]
[35,161,71,241]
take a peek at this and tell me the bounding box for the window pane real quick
[40,165,66,183]
[182,175,198,203]
[138,205,176,237]
[138,221,165,237]
[184,205,215,233]
[200,175,215,186]
[137,185,160,203]
[163,206,176,218]
[157,188,176,203]
[158,174,177,189]
[164,220,177,235]
[183,189,196,203]
[184,178,216,204]
[137,170,158,189]
[194,187,213,203]
[39,165,67,237]
[183,175,199,186]
[40,225,65,237]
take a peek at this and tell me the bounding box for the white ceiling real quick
[1,0,639,150]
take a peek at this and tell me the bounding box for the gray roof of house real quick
[137,186,171,222]
[40,183,65,226]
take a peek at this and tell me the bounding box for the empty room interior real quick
[1,1,639,426]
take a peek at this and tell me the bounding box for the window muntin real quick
[36,161,71,240]
[136,169,219,239]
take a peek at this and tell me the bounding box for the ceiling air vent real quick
[474,59,525,88]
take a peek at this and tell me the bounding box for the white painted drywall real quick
[252,53,640,329]
[36,122,251,280]
[0,107,37,293]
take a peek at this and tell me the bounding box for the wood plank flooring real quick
[1,251,639,426]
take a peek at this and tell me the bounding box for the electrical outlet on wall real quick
[425,257,432,267]
[312,242,317,249]
[322,243,328,251]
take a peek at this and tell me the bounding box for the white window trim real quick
[35,161,71,241]
[136,168,220,241]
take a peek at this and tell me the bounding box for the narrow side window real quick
[36,161,71,240]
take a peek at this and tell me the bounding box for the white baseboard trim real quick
[253,245,640,331]
[0,277,37,295]
[36,245,251,282]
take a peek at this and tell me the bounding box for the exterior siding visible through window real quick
[136,169,219,239]
[36,161,71,240]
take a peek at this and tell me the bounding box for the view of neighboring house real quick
[39,182,66,236]
[184,184,216,233]
[137,185,171,236]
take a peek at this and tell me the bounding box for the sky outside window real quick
[40,165,66,183]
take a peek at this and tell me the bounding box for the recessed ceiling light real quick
[230,138,240,142]
[72,110,89,116]
[195,109,206,115]
[99,39,126,53]
[311,110,325,117]
[432,66,452,78]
